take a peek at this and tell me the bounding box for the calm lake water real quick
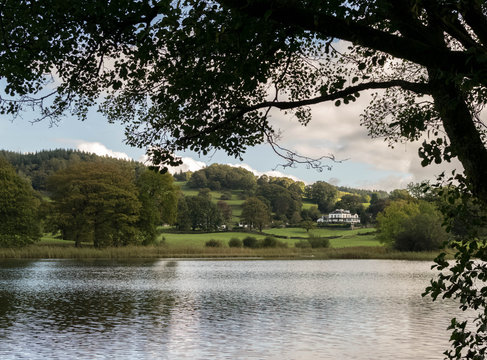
[0,259,465,359]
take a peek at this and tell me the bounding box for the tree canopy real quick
[2,1,487,204]
[136,168,179,244]
[305,181,338,213]
[177,191,223,231]
[0,149,146,191]
[48,161,141,247]
[187,164,256,190]
[377,199,448,251]
[241,197,271,231]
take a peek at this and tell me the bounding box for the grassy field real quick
[37,227,380,250]
[262,227,380,247]
[0,227,449,261]
[160,231,267,248]
[159,228,380,248]
[263,227,375,238]
[301,200,318,209]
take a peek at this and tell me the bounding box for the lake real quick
[0,259,464,359]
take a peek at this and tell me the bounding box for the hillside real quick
[2,149,392,228]
[0,149,145,192]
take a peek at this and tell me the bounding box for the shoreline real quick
[0,244,448,261]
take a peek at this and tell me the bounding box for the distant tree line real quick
[176,189,225,232]
[0,149,143,192]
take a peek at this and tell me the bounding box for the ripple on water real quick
[0,259,469,360]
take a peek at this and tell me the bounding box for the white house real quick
[317,209,361,224]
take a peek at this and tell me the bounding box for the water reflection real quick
[0,259,466,359]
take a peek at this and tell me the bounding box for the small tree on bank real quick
[377,199,447,251]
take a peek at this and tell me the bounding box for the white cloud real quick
[168,157,207,173]
[74,141,131,160]
[139,154,207,174]
[266,90,464,190]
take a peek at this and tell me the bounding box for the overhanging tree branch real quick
[174,79,430,149]
[238,79,430,113]
[220,0,487,82]
[462,2,487,47]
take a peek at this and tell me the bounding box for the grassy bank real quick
[0,227,448,260]
[0,243,447,261]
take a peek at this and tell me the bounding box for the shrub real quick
[243,236,260,248]
[377,199,448,251]
[306,234,331,248]
[262,236,288,248]
[262,236,278,247]
[158,236,166,246]
[394,214,447,251]
[220,191,232,200]
[308,237,330,248]
[205,239,222,247]
[295,240,311,248]
[228,237,243,248]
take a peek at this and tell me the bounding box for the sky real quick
[0,88,463,192]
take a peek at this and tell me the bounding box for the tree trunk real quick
[429,72,487,205]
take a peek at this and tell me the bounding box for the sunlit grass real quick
[329,234,381,248]
[161,230,381,249]
[263,226,375,237]
[161,231,268,248]
[301,201,317,209]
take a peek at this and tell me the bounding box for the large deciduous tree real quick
[1,1,486,203]
[335,194,364,214]
[0,0,487,201]
[0,157,41,247]
[256,182,301,221]
[2,1,487,356]
[0,2,485,191]
[305,181,338,213]
[241,197,271,231]
[48,161,141,247]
